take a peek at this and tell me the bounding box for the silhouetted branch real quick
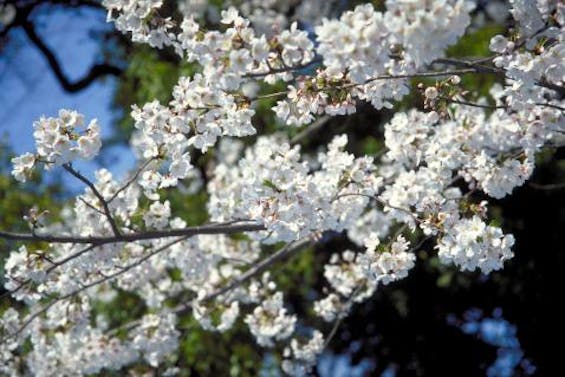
[21,20,122,93]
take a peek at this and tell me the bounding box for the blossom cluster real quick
[208,134,381,243]
[11,109,101,182]
[274,0,474,125]
[489,1,564,112]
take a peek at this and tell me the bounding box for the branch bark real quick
[0,221,265,245]
[20,15,122,93]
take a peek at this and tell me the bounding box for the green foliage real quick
[163,190,209,226]
[111,47,197,144]
[0,144,63,250]
[179,319,262,376]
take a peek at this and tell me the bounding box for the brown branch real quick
[322,285,363,349]
[243,58,322,79]
[529,181,565,191]
[433,57,504,74]
[435,57,565,97]
[254,69,492,102]
[106,237,315,336]
[445,98,505,110]
[445,98,565,112]
[290,115,332,144]
[0,220,265,245]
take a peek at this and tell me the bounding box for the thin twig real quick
[322,286,363,349]
[108,157,157,203]
[290,115,332,144]
[254,91,289,100]
[536,102,565,112]
[63,164,121,236]
[243,59,321,79]
[1,244,99,300]
[106,237,315,336]
[435,57,565,96]
[46,244,98,273]
[203,237,313,302]
[446,99,505,110]
[78,197,105,215]
[333,192,421,225]
[433,58,504,74]
[529,181,565,191]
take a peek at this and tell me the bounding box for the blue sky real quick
[0,6,133,188]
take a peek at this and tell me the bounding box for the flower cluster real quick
[102,0,178,50]
[244,292,297,347]
[358,234,416,285]
[436,216,515,274]
[490,1,564,112]
[282,330,325,376]
[11,110,101,182]
[273,1,474,126]
[208,134,381,243]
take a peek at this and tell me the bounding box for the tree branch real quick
[203,237,314,302]
[108,157,157,203]
[21,18,122,93]
[435,57,565,97]
[0,221,265,245]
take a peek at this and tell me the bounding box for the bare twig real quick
[333,192,421,225]
[435,57,565,97]
[63,164,122,236]
[446,98,564,112]
[203,237,313,302]
[433,58,504,74]
[108,157,157,203]
[445,99,505,110]
[243,58,321,79]
[107,236,315,336]
[529,181,565,191]
[322,286,363,349]
[290,115,332,144]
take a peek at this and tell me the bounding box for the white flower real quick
[282,331,325,376]
[424,86,439,100]
[245,292,296,347]
[13,110,102,174]
[11,152,36,182]
[437,216,515,274]
[358,234,416,285]
[144,200,171,229]
[220,7,239,25]
[489,35,514,53]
